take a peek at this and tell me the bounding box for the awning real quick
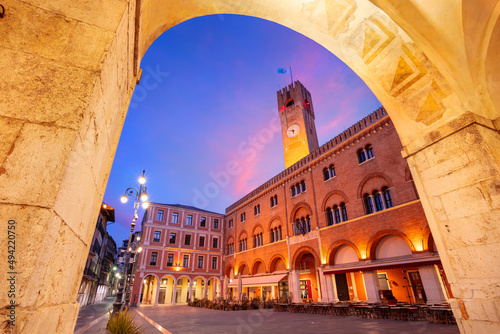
[323,256,441,275]
[228,274,287,288]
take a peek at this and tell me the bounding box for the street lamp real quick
[124,237,143,307]
[112,170,149,314]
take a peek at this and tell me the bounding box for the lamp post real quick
[124,236,142,307]
[112,170,149,314]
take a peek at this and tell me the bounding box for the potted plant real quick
[106,308,143,334]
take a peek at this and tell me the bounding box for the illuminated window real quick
[172,212,179,223]
[157,210,164,221]
[166,253,174,266]
[186,215,193,225]
[150,252,157,266]
[153,231,161,242]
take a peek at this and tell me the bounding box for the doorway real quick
[335,274,350,301]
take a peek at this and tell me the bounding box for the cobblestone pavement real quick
[75,303,461,334]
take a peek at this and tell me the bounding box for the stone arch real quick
[326,240,362,265]
[225,265,234,278]
[290,202,313,221]
[251,258,266,275]
[357,172,395,199]
[291,246,321,270]
[321,190,349,211]
[238,230,248,241]
[268,254,288,273]
[366,229,416,260]
[422,226,437,253]
[252,224,264,235]
[237,262,249,276]
[267,216,283,230]
[6,1,500,331]
[159,273,176,282]
[138,273,160,306]
[226,236,234,244]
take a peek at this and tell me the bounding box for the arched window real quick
[291,186,296,197]
[357,149,366,163]
[301,181,306,192]
[274,195,278,206]
[383,187,393,208]
[323,168,329,181]
[333,205,341,224]
[270,197,274,207]
[366,145,374,159]
[364,194,374,214]
[326,207,334,226]
[340,202,348,221]
[296,183,301,194]
[373,191,383,211]
[329,165,336,177]
[305,216,311,232]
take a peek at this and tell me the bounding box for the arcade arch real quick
[5,1,500,333]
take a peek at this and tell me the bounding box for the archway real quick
[207,277,221,300]
[4,1,499,333]
[140,275,159,306]
[176,276,191,304]
[158,275,176,305]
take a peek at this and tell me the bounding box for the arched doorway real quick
[293,248,321,302]
[176,276,191,304]
[192,277,206,300]
[158,275,176,305]
[207,277,221,300]
[5,2,499,333]
[140,275,159,306]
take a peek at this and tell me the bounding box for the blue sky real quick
[103,14,380,244]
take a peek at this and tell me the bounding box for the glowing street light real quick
[113,170,149,314]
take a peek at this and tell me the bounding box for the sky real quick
[103,14,380,244]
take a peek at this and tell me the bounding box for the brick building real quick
[222,81,452,305]
[131,203,225,306]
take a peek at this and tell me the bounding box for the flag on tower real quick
[277,68,290,74]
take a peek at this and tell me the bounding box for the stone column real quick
[317,267,327,302]
[188,280,193,302]
[290,270,301,303]
[418,266,447,304]
[403,114,500,332]
[327,275,339,303]
[237,274,243,300]
[223,276,228,299]
[172,280,178,305]
[363,271,381,303]
[203,280,208,299]
[350,272,359,301]
[154,280,160,306]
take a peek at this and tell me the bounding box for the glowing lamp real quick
[141,194,148,202]
[142,202,149,209]
[120,195,128,203]
[137,247,143,253]
[143,279,147,284]
[139,176,146,184]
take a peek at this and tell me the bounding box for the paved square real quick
[127,305,460,334]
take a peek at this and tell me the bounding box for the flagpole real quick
[289,66,293,85]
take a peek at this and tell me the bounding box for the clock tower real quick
[277,81,319,168]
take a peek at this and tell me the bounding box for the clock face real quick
[287,124,300,138]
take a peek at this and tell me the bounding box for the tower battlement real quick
[277,80,314,115]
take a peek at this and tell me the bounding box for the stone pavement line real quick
[135,309,173,334]
[74,312,109,334]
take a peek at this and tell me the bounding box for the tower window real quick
[340,202,348,221]
[373,191,383,211]
[364,194,374,214]
[366,145,374,159]
[326,207,333,226]
[383,187,393,208]
[333,206,341,224]
[357,149,366,163]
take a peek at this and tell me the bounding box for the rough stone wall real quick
[0,0,136,332]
